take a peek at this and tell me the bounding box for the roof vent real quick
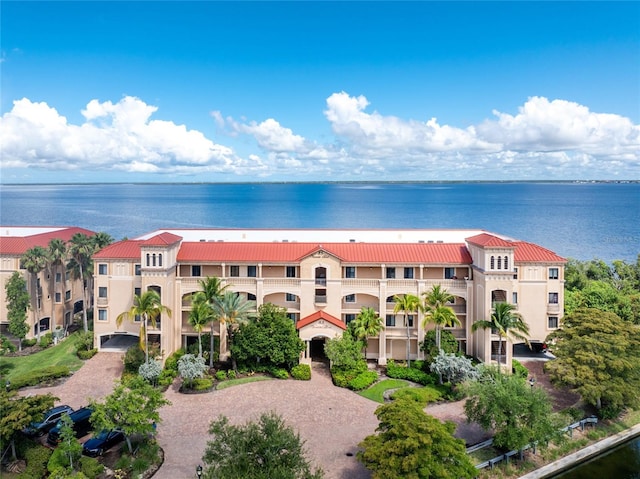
[418,240,425,243]
[428,240,434,243]
[200,239,206,242]
[349,239,355,243]
[282,239,289,242]
[437,240,444,243]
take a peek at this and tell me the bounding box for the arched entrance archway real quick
[310,336,328,361]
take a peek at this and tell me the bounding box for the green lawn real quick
[358,379,409,403]
[0,333,84,382]
[216,375,274,390]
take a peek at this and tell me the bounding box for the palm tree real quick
[189,292,215,357]
[212,291,256,372]
[422,284,460,350]
[393,293,420,367]
[67,233,95,332]
[91,232,114,251]
[471,302,530,369]
[21,246,48,339]
[352,307,384,359]
[47,239,67,330]
[198,277,229,367]
[116,289,172,363]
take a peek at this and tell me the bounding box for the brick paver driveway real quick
[155,362,378,479]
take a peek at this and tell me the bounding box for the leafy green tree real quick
[351,307,384,359]
[358,398,476,479]
[189,292,215,357]
[393,293,420,367]
[67,233,95,332]
[471,302,529,368]
[464,370,562,451]
[324,332,364,371]
[47,414,83,474]
[420,329,458,363]
[178,353,208,389]
[422,285,460,350]
[5,271,30,351]
[116,290,171,362]
[545,308,640,416]
[202,412,323,479]
[0,390,56,460]
[22,245,48,338]
[90,375,170,454]
[199,276,228,367]
[212,291,256,372]
[231,303,304,370]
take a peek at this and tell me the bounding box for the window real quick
[286,293,297,302]
[549,268,559,280]
[345,266,356,278]
[247,265,257,277]
[490,256,495,269]
[98,263,107,275]
[146,254,150,267]
[98,309,108,321]
[286,266,296,278]
[55,272,62,283]
[65,290,71,301]
[135,264,141,276]
[386,315,396,327]
[315,289,327,303]
[345,294,356,303]
[152,254,156,267]
[247,293,256,301]
[98,287,107,298]
[407,314,414,327]
[55,292,61,303]
[549,292,559,304]
[230,266,240,277]
[548,316,559,328]
[497,256,502,269]
[65,271,70,281]
[345,314,356,325]
[504,256,509,270]
[444,267,456,279]
[135,287,141,297]
[404,267,414,279]
[513,267,518,280]
[158,254,163,267]
[386,295,395,303]
[386,267,396,279]
[512,292,518,304]
[192,265,201,277]
[287,313,298,321]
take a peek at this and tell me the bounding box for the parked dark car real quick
[47,407,93,446]
[82,430,125,457]
[23,405,74,437]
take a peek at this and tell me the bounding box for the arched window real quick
[497,256,502,269]
[504,256,509,270]
[146,254,150,267]
[158,254,163,267]
[490,256,495,269]
[152,254,156,267]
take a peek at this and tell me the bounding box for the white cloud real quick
[1,94,638,181]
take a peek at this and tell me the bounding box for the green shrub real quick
[331,364,367,388]
[0,335,17,355]
[77,348,98,360]
[411,360,426,371]
[386,360,435,385]
[75,331,94,351]
[79,455,104,478]
[22,338,37,348]
[11,365,70,389]
[227,370,237,380]
[38,332,53,348]
[215,370,227,381]
[512,359,528,379]
[291,364,311,380]
[17,444,52,479]
[270,368,289,379]
[390,386,443,405]
[348,370,378,391]
[192,377,214,391]
[158,369,177,387]
[164,348,186,373]
[123,344,145,373]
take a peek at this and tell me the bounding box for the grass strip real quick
[358,379,409,403]
[216,375,274,390]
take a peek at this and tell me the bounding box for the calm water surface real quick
[1,182,638,263]
[553,436,640,479]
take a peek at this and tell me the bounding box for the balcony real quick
[97,297,108,306]
[315,295,327,304]
[547,303,560,313]
[315,278,327,286]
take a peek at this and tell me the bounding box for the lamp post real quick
[5,380,10,392]
[196,465,203,478]
[529,377,535,389]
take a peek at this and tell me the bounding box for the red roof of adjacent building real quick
[296,311,346,331]
[177,242,472,264]
[93,240,143,260]
[466,233,514,248]
[0,227,96,255]
[513,242,566,263]
[141,232,183,247]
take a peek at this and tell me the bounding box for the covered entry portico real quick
[297,311,346,364]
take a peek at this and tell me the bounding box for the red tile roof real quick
[466,233,513,248]
[93,240,143,260]
[513,242,566,263]
[141,232,182,247]
[177,242,472,264]
[296,311,346,331]
[0,227,95,256]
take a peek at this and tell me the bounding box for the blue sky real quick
[1,1,639,183]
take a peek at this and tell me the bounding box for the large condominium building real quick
[0,226,96,337]
[92,228,566,366]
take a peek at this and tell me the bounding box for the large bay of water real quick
[0,182,638,263]
[553,436,640,479]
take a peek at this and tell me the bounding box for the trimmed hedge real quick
[348,370,378,391]
[291,364,311,380]
[215,370,227,381]
[270,368,289,379]
[386,360,435,385]
[77,348,98,360]
[11,365,71,389]
[192,377,214,391]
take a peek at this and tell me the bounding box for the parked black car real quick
[47,407,93,446]
[82,430,125,457]
[22,405,74,437]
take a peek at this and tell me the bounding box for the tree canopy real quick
[5,271,30,350]
[545,308,640,416]
[358,398,476,479]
